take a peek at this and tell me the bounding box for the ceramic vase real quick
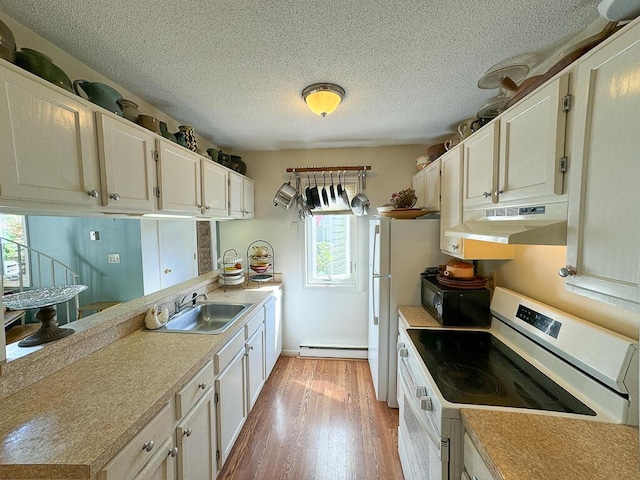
[117,99,141,123]
[178,125,197,152]
[0,18,16,63]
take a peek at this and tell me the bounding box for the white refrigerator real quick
[368,216,448,407]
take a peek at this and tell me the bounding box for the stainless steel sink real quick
[151,302,253,334]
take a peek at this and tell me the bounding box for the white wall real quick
[218,145,424,353]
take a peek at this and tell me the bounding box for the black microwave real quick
[420,273,491,327]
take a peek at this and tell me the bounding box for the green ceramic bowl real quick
[14,48,73,92]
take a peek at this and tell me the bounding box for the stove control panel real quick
[516,305,562,339]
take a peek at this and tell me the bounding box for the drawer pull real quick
[198,382,207,389]
[142,440,154,452]
[169,446,179,457]
[184,427,193,437]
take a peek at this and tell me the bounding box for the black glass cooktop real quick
[407,329,596,416]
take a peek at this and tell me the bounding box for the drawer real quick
[175,360,214,419]
[244,308,265,339]
[463,433,495,480]
[214,329,244,375]
[98,401,174,480]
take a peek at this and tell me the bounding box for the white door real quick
[565,24,640,310]
[498,74,568,204]
[0,65,99,207]
[156,140,202,215]
[201,159,229,217]
[157,219,198,290]
[463,122,499,210]
[96,114,156,213]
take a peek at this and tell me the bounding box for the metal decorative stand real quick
[246,240,275,284]
[2,285,87,347]
[218,249,244,291]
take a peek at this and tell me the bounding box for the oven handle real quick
[399,355,443,452]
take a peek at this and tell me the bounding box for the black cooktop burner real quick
[407,329,596,415]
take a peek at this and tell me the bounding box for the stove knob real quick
[415,386,427,398]
[420,396,433,412]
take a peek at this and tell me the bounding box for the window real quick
[305,213,357,287]
[0,214,30,287]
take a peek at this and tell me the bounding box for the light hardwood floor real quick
[218,356,404,480]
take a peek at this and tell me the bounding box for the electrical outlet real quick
[108,253,120,264]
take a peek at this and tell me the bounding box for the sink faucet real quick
[174,292,208,313]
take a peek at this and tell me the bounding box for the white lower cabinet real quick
[215,336,247,469]
[98,402,176,480]
[264,296,282,378]
[246,322,266,411]
[176,388,216,480]
[462,433,494,480]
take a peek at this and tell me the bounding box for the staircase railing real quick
[1,236,80,325]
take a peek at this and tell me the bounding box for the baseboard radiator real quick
[298,343,368,359]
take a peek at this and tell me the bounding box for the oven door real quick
[398,341,449,480]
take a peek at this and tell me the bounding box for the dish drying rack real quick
[246,240,275,284]
[218,249,245,290]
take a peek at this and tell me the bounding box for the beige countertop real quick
[398,305,441,327]
[0,285,278,479]
[461,408,640,480]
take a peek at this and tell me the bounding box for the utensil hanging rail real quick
[286,166,371,173]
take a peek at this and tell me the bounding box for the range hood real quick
[446,202,568,245]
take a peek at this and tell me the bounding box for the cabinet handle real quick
[205,205,212,210]
[482,191,491,198]
[109,193,121,201]
[451,244,459,251]
[494,188,504,197]
[142,440,154,452]
[164,268,172,274]
[169,446,179,457]
[184,427,192,437]
[198,382,207,389]
[558,266,577,277]
[87,189,99,198]
[197,204,203,209]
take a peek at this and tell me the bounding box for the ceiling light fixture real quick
[302,83,345,117]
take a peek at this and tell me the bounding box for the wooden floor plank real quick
[218,356,403,480]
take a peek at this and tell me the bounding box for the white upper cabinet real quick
[229,172,254,219]
[412,168,426,208]
[424,158,441,212]
[463,74,569,211]
[201,159,229,218]
[156,139,202,215]
[497,74,569,204]
[0,63,99,208]
[96,113,156,213]
[564,21,640,311]
[463,122,499,210]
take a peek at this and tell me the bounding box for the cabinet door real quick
[439,147,463,255]
[215,348,247,468]
[157,219,198,289]
[246,323,265,411]
[132,436,176,480]
[412,168,426,208]
[424,158,441,212]
[264,297,281,378]
[201,159,229,217]
[242,178,255,218]
[157,140,202,214]
[228,172,244,218]
[177,388,215,480]
[565,24,640,310]
[463,122,499,210]
[0,65,99,207]
[498,74,568,204]
[96,114,156,213]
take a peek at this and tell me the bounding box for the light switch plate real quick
[90,231,100,241]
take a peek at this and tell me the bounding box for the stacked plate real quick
[436,274,487,289]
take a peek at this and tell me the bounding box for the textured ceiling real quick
[0,1,601,151]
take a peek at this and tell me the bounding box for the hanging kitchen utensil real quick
[310,173,321,208]
[340,171,350,207]
[273,175,298,210]
[329,172,336,202]
[305,174,314,209]
[321,172,329,206]
[336,171,344,198]
[350,170,370,216]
